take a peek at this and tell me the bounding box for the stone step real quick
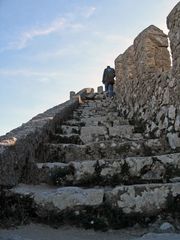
[63,119,85,127]
[80,126,108,143]
[55,125,134,140]
[63,115,129,127]
[38,139,166,163]
[10,182,180,228]
[105,182,180,216]
[56,125,80,135]
[29,153,180,186]
[75,110,120,118]
[50,134,83,145]
[78,100,117,109]
[79,116,129,127]
[38,141,141,163]
[80,125,134,143]
[11,184,104,212]
[77,109,118,116]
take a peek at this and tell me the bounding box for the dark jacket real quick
[102,66,115,84]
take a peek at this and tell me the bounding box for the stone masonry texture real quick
[1,3,180,231]
[115,11,180,149]
[0,89,93,187]
[167,2,180,107]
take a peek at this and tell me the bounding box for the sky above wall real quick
[0,0,179,135]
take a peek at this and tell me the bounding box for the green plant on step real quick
[77,161,103,187]
[165,164,180,181]
[50,164,75,186]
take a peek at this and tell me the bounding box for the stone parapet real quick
[167,2,180,81]
[0,89,93,187]
[115,23,179,149]
[115,25,171,108]
[167,1,180,113]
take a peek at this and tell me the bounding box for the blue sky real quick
[0,0,179,135]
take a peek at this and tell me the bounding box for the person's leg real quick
[104,83,109,96]
[105,83,108,92]
[108,84,114,98]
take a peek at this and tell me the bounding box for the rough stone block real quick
[105,183,180,215]
[80,126,108,143]
[109,125,134,137]
[97,86,104,93]
[167,133,180,149]
[12,184,104,211]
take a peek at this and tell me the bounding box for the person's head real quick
[107,65,110,68]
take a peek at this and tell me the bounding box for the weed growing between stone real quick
[35,203,157,231]
[50,165,75,186]
[0,188,36,228]
[165,164,180,181]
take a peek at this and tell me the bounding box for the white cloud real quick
[0,68,64,82]
[32,46,80,61]
[105,34,133,46]
[2,17,84,51]
[9,18,66,50]
[92,32,133,56]
[83,6,96,18]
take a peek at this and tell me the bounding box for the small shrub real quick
[50,165,75,186]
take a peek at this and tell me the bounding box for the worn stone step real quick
[105,182,180,216]
[63,119,85,127]
[56,125,80,135]
[50,134,83,145]
[38,141,142,163]
[79,116,129,127]
[38,139,166,163]
[80,125,134,143]
[80,126,108,143]
[59,118,130,130]
[11,184,104,212]
[29,153,180,186]
[79,100,116,110]
[10,182,180,228]
[75,110,120,118]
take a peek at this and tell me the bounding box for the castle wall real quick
[0,99,79,187]
[0,89,94,187]
[167,2,180,108]
[115,14,180,149]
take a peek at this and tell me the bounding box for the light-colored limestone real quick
[115,20,180,149]
[106,183,180,214]
[108,125,134,137]
[80,126,108,143]
[12,184,104,211]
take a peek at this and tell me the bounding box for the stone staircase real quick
[10,92,180,230]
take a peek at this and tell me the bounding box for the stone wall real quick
[115,25,171,117]
[0,88,94,187]
[0,99,79,187]
[115,10,180,150]
[167,2,180,82]
[167,2,180,110]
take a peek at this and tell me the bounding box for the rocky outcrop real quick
[115,22,180,149]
